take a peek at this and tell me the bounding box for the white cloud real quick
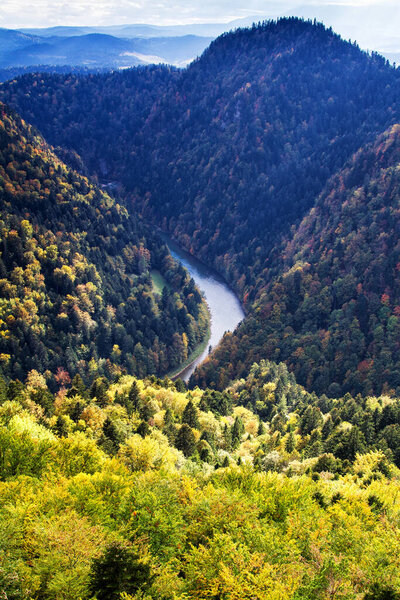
[0,0,398,32]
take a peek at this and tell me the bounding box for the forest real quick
[193,124,400,397]
[2,17,400,599]
[3,18,400,396]
[0,102,208,383]
[1,361,400,599]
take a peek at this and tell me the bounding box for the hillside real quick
[193,125,400,397]
[0,66,178,178]
[1,363,400,598]
[0,102,208,383]
[3,19,400,396]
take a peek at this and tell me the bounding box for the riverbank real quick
[167,302,211,381]
[161,232,245,381]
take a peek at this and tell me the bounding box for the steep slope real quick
[193,125,400,397]
[0,103,208,382]
[0,66,178,177]
[132,18,400,299]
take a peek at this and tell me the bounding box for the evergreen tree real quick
[182,399,200,429]
[176,424,196,457]
[89,542,152,600]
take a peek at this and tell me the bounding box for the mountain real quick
[18,16,280,39]
[0,27,212,71]
[0,28,42,53]
[16,2,400,61]
[0,102,208,382]
[193,125,400,397]
[1,33,144,68]
[3,19,400,396]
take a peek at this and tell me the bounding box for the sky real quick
[0,0,397,29]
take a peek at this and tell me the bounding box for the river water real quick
[161,234,245,381]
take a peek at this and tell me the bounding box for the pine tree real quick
[176,424,196,457]
[231,416,245,449]
[182,399,199,429]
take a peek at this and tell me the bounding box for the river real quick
[161,234,245,381]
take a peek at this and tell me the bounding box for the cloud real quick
[0,0,398,29]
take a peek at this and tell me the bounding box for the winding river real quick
[161,234,245,381]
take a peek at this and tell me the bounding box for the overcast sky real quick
[0,0,397,29]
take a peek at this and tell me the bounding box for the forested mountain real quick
[0,102,208,383]
[0,66,178,178]
[3,18,400,397]
[193,124,400,397]
[3,18,400,599]
[2,19,399,302]
[1,362,400,598]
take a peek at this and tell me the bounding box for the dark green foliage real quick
[136,421,150,438]
[54,415,69,438]
[176,424,196,457]
[174,378,186,392]
[102,417,122,450]
[182,399,199,429]
[231,416,245,449]
[364,584,400,600]
[89,542,152,600]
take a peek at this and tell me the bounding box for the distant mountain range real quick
[0,28,213,71]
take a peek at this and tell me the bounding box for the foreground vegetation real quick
[1,361,400,599]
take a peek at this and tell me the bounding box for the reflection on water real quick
[161,234,245,381]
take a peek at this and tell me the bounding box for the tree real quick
[176,424,196,457]
[89,542,152,600]
[182,399,199,429]
[231,416,245,449]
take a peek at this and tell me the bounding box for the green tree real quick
[176,424,196,457]
[89,542,152,600]
[182,399,199,429]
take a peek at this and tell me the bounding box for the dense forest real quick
[193,124,400,396]
[0,102,208,383]
[2,18,400,599]
[3,19,400,396]
[1,363,400,598]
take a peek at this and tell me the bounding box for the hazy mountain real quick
[0,28,41,53]
[19,16,281,39]
[0,28,212,69]
[17,2,400,60]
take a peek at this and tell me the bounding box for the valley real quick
[1,16,400,600]
[162,233,245,380]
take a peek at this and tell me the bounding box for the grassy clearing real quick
[151,269,170,295]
